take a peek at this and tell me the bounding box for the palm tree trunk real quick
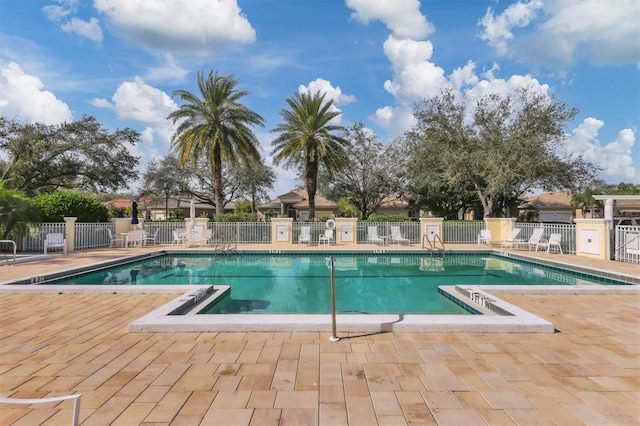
[213,145,224,216]
[306,159,318,220]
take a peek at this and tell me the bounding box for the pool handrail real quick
[0,240,17,265]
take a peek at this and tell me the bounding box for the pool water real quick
[45,253,627,315]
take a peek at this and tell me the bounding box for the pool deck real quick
[1,243,639,425]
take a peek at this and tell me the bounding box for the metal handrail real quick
[329,256,340,342]
[0,240,17,265]
[422,234,445,256]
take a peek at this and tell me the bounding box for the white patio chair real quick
[125,230,145,248]
[524,228,545,251]
[390,226,410,245]
[501,228,522,248]
[107,229,123,248]
[536,233,563,254]
[146,228,160,245]
[477,229,492,245]
[318,228,334,245]
[298,226,311,244]
[0,393,82,426]
[172,228,186,245]
[44,233,67,254]
[367,226,385,245]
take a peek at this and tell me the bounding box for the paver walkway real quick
[1,245,639,424]
[1,291,639,425]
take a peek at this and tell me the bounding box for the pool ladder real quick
[422,234,445,257]
[0,240,17,265]
[213,236,238,255]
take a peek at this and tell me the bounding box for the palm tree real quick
[168,70,265,215]
[271,91,349,220]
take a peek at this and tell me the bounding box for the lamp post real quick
[164,184,170,220]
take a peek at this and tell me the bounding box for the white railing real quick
[517,223,576,254]
[443,221,484,243]
[615,225,640,264]
[7,219,582,255]
[74,223,115,250]
[356,222,421,244]
[20,223,67,252]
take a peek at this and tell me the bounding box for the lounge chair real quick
[501,228,522,248]
[318,228,334,245]
[44,233,67,254]
[524,228,545,251]
[367,226,386,245]
[477,229,492,245]
[298,226,311,244]
[146,228,160,245]
[172,229,186,245]
[536,233,563,254]
[187,225,209,246]
[107,229,123,248]
[390,225,410,245]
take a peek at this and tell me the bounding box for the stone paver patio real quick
[0,245,638,425]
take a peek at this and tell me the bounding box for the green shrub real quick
[33,191,109,222]
[364,213,412,222]
[211,212,259,222]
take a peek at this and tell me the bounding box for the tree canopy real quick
[404,88,599,217]
[0,116,140,196]
[271,91,349,219]
[168,70,265,215]
[141,154,275,212]
[319,122,406,219]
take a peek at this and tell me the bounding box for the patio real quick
[1,245,639,425]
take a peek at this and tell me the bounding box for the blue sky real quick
[1,0,638,198]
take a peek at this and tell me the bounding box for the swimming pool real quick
[42,253,631,316]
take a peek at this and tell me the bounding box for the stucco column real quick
[604,198,615,230]
[63,217,76,253]
[271,217,293,245]
[574,219,609,260]
[335,217,357,245]
[420,218,444,243]
[484,218,516,245]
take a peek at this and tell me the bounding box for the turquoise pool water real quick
[43,253,629,315]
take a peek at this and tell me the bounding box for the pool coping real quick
[1,248,637,334]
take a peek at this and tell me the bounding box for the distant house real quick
[104,196,231,220]
[258,190,339,221]
[519,192,582,223]
[257,189,413,221]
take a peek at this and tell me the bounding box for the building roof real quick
[103,198,134,208]
[259,189,338,210]
[520,192,573,209]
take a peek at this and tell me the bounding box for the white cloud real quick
[299,78,356,105]
[346,0,434,39]
[382,36,448,104]
[297,78,357,124]
[479,0,640,68]
[92,77,179,176]
[369,105,416,138]
[479,0,543,55]
[42,0,78,21]
[143,54,189,83]
[0,62,72,124]
[93,0,256,55]
[61,17,103,42]
[566,118,638,182]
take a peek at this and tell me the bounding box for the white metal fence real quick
[615,225,640,264]
[1,220,584,256]
[516,223,576,255]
